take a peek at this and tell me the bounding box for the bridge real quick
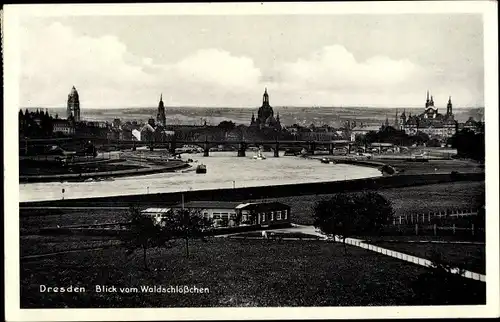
[20,137,355,157]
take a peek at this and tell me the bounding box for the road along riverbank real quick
[20,172,484,208]
[19,160,190,183]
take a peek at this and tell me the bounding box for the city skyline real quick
[18,13,484,109]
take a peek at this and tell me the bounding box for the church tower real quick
[446,96,453,117]
[156,93,166,126]
[67,86,80,122]
[425,90,430,108]
[263,88,270,106]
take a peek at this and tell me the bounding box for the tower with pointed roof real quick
[67,86,80,122]
[156,93,166,126]
[394,109,399,129]
[446,96,453,118]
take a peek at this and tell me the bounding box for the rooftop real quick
[172,201,242,209]
[141,208,172,213]
[171,200,290,210]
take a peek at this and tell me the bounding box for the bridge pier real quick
[168,142,176,155]
[328,143,334,155]
[308,142,315,155]
[149,144,154,152]
[237,142,246,157]
[274,142,280,157]
[203,142,210,157]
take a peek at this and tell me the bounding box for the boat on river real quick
[196,164,207,174]
[253,150,266,160]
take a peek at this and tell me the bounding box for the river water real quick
[19,151,382,202]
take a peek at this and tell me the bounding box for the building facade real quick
[399,91,458,139]
[53,119,76,135]
[67,86,81,122]
[143,201,291,228]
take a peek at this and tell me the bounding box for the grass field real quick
[250,181,484,225]
[369,241,485,274]
[385,159,484,175]
[20,239,485,308]
[20,181,485,230]
[20,209,128,234]
[20,235,121,257]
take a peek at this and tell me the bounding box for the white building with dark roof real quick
[142,201,291,228]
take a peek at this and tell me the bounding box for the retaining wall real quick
[20,172,484,208]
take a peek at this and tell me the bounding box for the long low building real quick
[141,201,291,228]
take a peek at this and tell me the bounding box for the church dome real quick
[265,115,277,126]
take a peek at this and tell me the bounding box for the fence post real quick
[433,224,437,236]
[453,224,456,235]
[415,224,418,235]
[428,212,431,223]
[411,214,413,224]
[399,216,402,225]
[472,224,475,236]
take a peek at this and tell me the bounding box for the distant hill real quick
[21,106,485,128]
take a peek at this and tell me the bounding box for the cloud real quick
[277,45,425,92]
[19,22,482,108]
[172,49,261,90]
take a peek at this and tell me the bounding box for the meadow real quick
[20,239,485,308]
[252,181,484,225]
[369,241,485,274]
[19,181,485,232]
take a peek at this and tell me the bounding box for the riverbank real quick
[20,171,484,208]
[19,160,190,183]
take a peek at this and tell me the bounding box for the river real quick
[19,151,382,202]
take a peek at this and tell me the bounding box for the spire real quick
[426,90,429,101]
[276,112,280,122]
[263,87,269,105]
[447,95,453,116]
[160,93,163,102]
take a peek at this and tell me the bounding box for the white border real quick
[4,2,499,320]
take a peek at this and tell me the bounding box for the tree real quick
[217,120,236,136]
[449,129,485,162]
[410,131,430,145]
[427,138,442,147]
[163,208,213,257]
[121,206,173,271]
[313,192,393,254]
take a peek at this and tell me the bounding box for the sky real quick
[18,14,484,109]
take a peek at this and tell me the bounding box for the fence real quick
[342,237,486,282]
[392,208,480,225]
[389,208,484,239]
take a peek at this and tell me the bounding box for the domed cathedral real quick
[67,86,81,122]
[400,90,457,138]
[156,93,167,127]
[250,88,281,131]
